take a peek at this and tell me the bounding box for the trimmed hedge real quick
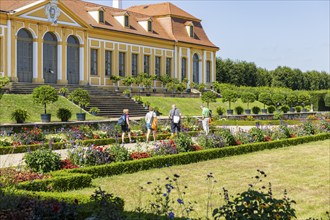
[68,133,330,178]
[15,173,92,192]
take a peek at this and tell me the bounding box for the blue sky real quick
[94,0,330,72]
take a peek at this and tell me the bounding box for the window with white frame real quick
[132,54,138,76]
[105,50,112,76]
[90,49,98,75]
[166,58,171,76]
[155,56,161,76]
[144,55,150,75]
[119,52,125,77]
[206,61,211,83]
[181,57,187,80]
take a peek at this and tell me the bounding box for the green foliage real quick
[159,74,171,87]
[174,132,194,152]
[110,75,121,83]
[216,106,225,115]
[58,87,69,96]
[197,83,206,91]
[122,76,135,87]
[286,93,298,107]
[89,107,100,115]
[201,91,217,107]
[324,93,330,107]
[32,85,59,114]
[298,92,311,106]
[0,76,9,100]
[122,89,131,95]
[252,106,261,114]
[281,105,290,113]
[24,148,61,173]
[107,144,131,162]
[235,106,244,115]
[267,105,276,114]
[213,170,296,219]
[273,110,284,120]
[272,93,286,107]
[11,108,29,123]
[68,88,90,113]
[241,92,256,109]
[56,108,72,122]
[222,90,238,110]
[258,92,272,109]
[295,106,302,112]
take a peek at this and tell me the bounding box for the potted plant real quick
[89,107,100,116]
[216,106,225,116]
[132,95,142,104]
[56,108,72,122]
[11,108,29,123]
[110,75,121,92]
[150,75,158,92]
[68,88,90,121]
[252,106,261,114]
[241,92,256,114]
[143,101,150,109]
[286,93,298,113]
[123,89,131,98]
[258,92,272,114]
[197,83,206,92]
[142,77,152,94]
[32,85,58,122]
[221,90,238,115]
[58,87,69,97]
[122,76,135,91]
[159,74,171,92]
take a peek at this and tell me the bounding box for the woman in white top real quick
[145,106,157,142]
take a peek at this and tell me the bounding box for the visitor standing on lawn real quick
[145,106,157,142]
[121,109,132,145]
[200,104,210,135]
[169,104,181,136]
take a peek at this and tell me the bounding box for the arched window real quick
[193,53,199,84]
[67,35,80,84]
[17,29,33,82]
[43,32,58,84]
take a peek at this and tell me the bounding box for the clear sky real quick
[94,0,330,72]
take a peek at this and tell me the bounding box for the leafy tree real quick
[297,92,311,107]
[221,90,238,110]
[271,93,286,107]
[32,85,58,114]
[0,76,9,100]
[286,93,298,107]
[258,92,272,109]
[241,92,256,109]
[201,91,217,107]
[68,88,90,113]
[122,76,135,88]
[324,93,330,107]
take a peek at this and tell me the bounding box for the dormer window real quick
[137,17,153,32]
[99,11,104,23]
[86,7,105,24]
[113,11,130,28]
[124,15,129,27]
[185,21,194,38]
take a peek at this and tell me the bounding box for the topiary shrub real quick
[56,108,72,122]
[235,106,244,115]
[11,109,29,123]
[174,132,194,152]
[267,105,276,114]
[216,106,225,116]
[295,105,302,113]
[24,149,61,173]
[281,105,290,113]
[252,106,261,114]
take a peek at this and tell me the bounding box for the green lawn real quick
[69,140,330,219]
[0,94,103,123]
[141,96,265,116]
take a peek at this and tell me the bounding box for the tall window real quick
[166,58,171,76]
[144,55,150,75]
[206,61,211,83]
[148,20,152,32]
[99,11,104,23]
[132,54,138,76]
[90,49,98,75]
[155,56,161,76]
[17,29,33,83]
[119,52,125,77]
[124,15,129,27]
[105,50,112,76]
[193,53,199,83]
[181,57,187,80]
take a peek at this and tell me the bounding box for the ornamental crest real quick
[45,0,60,25]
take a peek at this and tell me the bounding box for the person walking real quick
[169,104,181,136]
[121,109,132,145]
[145,106,157,142]
[200,104,210,135]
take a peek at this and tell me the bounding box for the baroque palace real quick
[0,0,218,86]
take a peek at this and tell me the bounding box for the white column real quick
[211,52,215,82]
[33,41,38,79]
[79,47,84,81]
[187,48,191,83]
[179,47,182,80]
[57,44,62,80]
[203,50,206,83]
[174,46,177,79]
[7,20,11,77]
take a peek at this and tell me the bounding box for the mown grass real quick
[70,140,330,219]
[141,96,265,116]
[0,94,103,123]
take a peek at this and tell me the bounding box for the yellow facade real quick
[0,0,218,87]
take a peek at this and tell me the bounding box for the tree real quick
[286,93,298,107]
[0,76,9,100]
[271,93,286,107]
[68,88,90,113]
[221,90,238,110]
[201,91,217,107]
[258,92,272,110]
[32,85,58,114]
[241,92,256,109]
[297,92,311,107]
[324,93,330,107]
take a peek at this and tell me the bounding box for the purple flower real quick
[168,211,175,219]
[177,198,184,204]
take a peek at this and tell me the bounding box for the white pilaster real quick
[203,50,206,83]
[211,52,215,82]
[187,48,191,83]
[174,45,177,78]
[7,20,11,77]
[79,47,84,81]
[33,41,38,79]
[57,44,62,80]
[179,47,182,80]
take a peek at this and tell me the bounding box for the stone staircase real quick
[9,82,148,118]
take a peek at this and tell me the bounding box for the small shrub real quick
[252,106,261,114]
[24,148,61,173]
[281,105,290,113]
[174,133,193,152]
[267,105,276,114]
[295,105,302,112]
[89,107,100,115]
[153,140,177,155]
[12,127,45,145]
[216,106,225,116]
[56,108,72,122]
[235,106,244,115]
[249,127,265,142]
[273,110,284,120]
[107,144,131,162]
[11,109,29,123]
